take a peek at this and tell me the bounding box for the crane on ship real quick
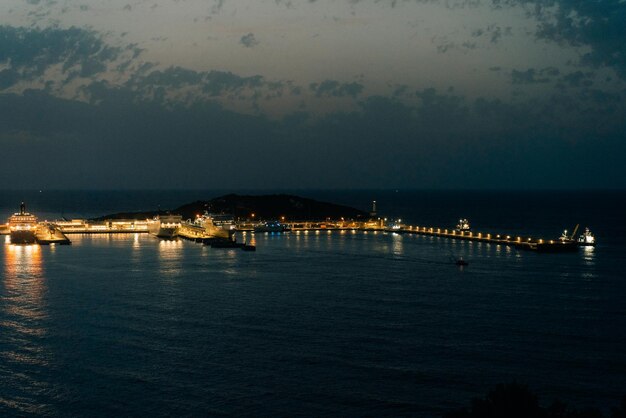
[559,224,579,243]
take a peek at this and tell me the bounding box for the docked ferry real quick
[147,214,182,239]
[179,212,232,240]
[8,202,38,244]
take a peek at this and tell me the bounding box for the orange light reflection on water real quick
[158,239,184,277]
[4,243,44,283]
[1,244,49,370]
[3,244,46,321]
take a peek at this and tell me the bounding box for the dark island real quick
[94,194,370,221]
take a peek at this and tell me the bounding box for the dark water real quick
[1,190,625,417]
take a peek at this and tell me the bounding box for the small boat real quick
[241,243,256,251]
[208,238,243,248]
[455,218,471,233]
[578,227,596,246]
[241,237,256,251]
[254,221,290,233]
[455,257,468,266]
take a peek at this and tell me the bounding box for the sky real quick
[0,0,625,189]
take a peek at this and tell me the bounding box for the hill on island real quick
[94,194,370,221]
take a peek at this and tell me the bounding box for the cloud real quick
[511,67,560,84]
[1,20,625,189]
[471,24,512,43]
[309,80,364,98]
[0,25,139,91]
[510,0,626,79]
[240,33,259,48]
[0,25,296,111]
[1,81,625,189]
[559,70,594,88]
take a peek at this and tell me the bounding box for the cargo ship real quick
[147,214,182,239]
[578,227,596,247]
[8,202,38,244]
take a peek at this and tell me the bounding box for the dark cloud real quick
[559,71,594,88]
[240,33,259,48]
[1,21,625,189]
[0,25,137,90]
[511,67,560,84]
[0,25,293,107]
[0,69,19,90]
[2,79,624,189]
[309,80,364,98]
[499,0,626,79]
[471,24,512,43]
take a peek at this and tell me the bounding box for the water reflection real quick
[581,246,597,279]
[4,244,44,283]
[391,233,404,256]
[1,244,50,370]
[132,233,140,249]
[582,245,596,265]
[157,239,183,278]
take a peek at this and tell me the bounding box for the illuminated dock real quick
[52,219,149,234]
[35,223,72,245]
[1,216,586,252]
[395,225,578,252]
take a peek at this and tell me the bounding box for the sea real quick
[1,190,625,417]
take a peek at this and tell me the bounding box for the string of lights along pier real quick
[2,202,595,253]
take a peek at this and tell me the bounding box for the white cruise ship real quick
[8,202,38,244]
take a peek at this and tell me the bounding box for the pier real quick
[1,217,586,252]
[392,225,578,252]
[34,223,72,245]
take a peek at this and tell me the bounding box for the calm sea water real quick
[1,190,625,417]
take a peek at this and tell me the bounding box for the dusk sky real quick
[1,0,625,189]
